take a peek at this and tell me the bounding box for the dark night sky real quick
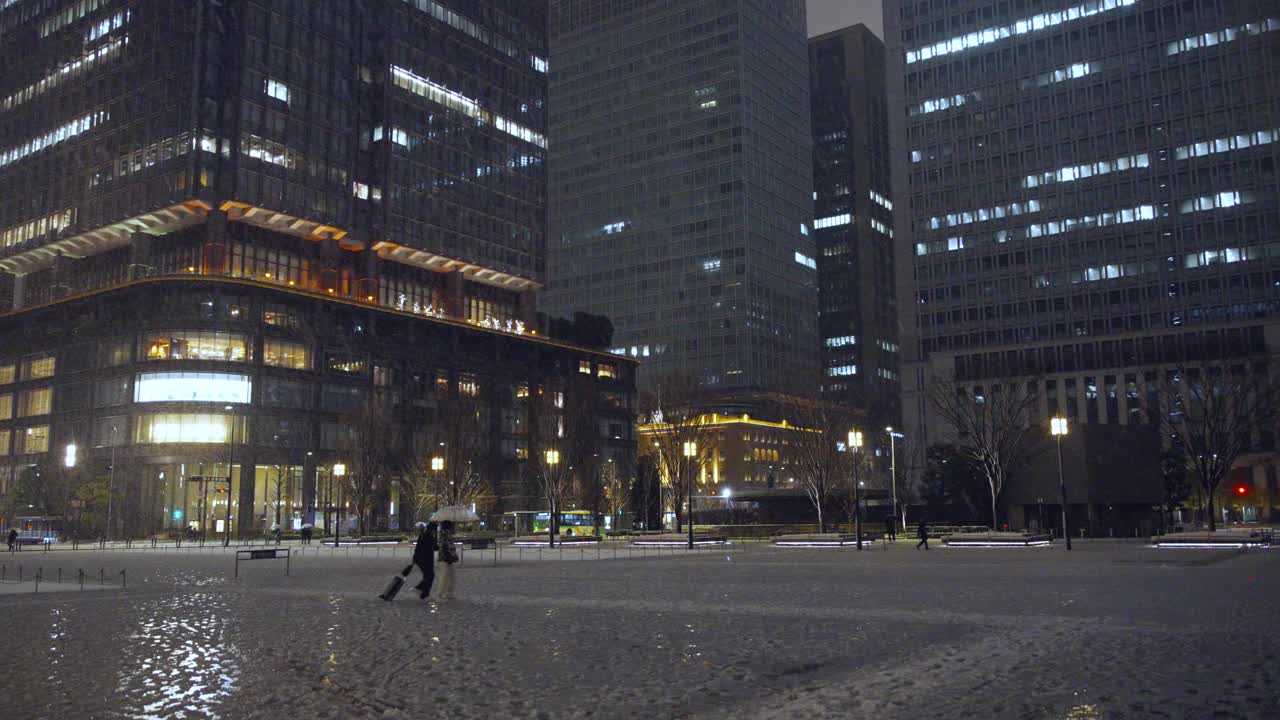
[807,0,883,39]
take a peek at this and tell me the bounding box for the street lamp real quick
[683,441,697,549]
[223,405,235,547]
[848,430,864,550]
[885,427,904,532]
[64,443,77,468]
[1051,416,1071,550]
[545,449,559,548]
[333,462,347,547]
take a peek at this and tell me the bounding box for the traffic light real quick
[1234,483,1250,497]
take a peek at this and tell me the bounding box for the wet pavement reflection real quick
[114,592,241,719]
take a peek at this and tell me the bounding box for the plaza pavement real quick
[0,540,1275,719]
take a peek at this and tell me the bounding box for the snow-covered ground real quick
[1,541,1276,719]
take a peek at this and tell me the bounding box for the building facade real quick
[0,0,638,534]
[545,0,819,392]
[885,0,1280,518]
[809,24,900,422]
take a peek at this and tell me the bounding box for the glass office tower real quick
[545,0,818,392]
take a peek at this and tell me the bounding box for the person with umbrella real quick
[430,505,475,602]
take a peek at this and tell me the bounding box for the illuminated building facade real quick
[809,24,900,422]
[886,0,1280,520]
[0,0,638,534]
[544,0,819,391]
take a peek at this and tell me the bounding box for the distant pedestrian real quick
[301,524,313,544]
[885,516,897,542]
[916,519,930,550]
[6,528,17,552]
[436,521,459,601]
[411,522,438,599]
[270,523,282,545]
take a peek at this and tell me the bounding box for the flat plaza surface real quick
[1,540,1276,719]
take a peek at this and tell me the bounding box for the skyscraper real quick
[810,24,900,422]
[0,0,636,533]
[545,0,818,393]
[886,0,1280,498]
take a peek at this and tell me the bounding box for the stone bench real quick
[941,532,1053,547]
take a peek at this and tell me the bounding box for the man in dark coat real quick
[6,528,17,552]
[884,515,897,542]
[412,522,438,599]
[916,519,930,550]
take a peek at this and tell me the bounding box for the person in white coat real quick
[435,521,459,601]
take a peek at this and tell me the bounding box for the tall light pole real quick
[885,427,904,531]
[847,430,863,550]
[544,449,559,548]
[104,426,117,542]
[332,463,347,547]
[223,405,235,547]
[1051,416,1071,550]
[683,441,697,549]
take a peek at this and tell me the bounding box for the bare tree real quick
[928,373,1040,530]
[527,384,573,546]
[639,372,718,534]
[602,456,632,533]
[267,463,292,531]
[404,387,493,519]
[1145,364,1280,531]
[346,392,396,535]
[779,389,855,532]
[565,374,606,533]
[834,443,876,536]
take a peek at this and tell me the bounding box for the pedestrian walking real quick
[300,524,313,544]
[435,521,459,601]
[6,528,17,552]
[270,522,282,545]
[885,515,897,542]
[916,519,930,550]
[411,522,439,600]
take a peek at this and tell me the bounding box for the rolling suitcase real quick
[378,565,414,601]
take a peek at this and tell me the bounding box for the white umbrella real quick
[430,505,480,522]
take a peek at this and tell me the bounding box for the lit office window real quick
[1180,191,1251,214]
[1166,18,1279,56]
[814,214,852,229]
[134,413,244,444]
[17,387,52,417]
[0,111,109,168]
[0,429,9,457]
[23,354,56,379]
[134,372,252,404]
[144,332,248,362]
[0,393,11,420]
[0,364,14,384]
[906,0,1137,64]
[264,77,290,103]
[1173,129,1277,160]
[794,252,817,269]
[16,425,50,454]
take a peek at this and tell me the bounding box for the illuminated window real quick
[0,430,9,456]
[0,393,11,420]
[515,384,530,398]
[578,360,592,374]
[264,77,290,103]
[391,65,546,148]
[597,363,617,379]
[326,354,366,374]
[827,365,858,377]
[23,354,55,379]
[144,332,248,362]
[264,340,309,369]
[459,376,480,397]
[1166,18,1279,57]
[794,252,817,269]
[134,372,252,404]
[262,307,297,328]
[0,111,109,168]
[17,425,50,454]
[1180,191,1251,214]
[905,0,1137,64]
[17,387,52,417]
[0,365,14,384]
[134,413,244,445]
[1174,129,1277,160]
[824,336,856,348]
[813,214,851,229]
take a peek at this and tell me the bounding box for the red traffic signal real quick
[1234,484,1250,496]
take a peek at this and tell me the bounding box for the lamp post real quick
[848,430,864,550]
[1051,416,1071,550]
[333,462,347,547]
[104,426,117,543]
[885,427,904,531]
[544,449,559,548]
[223,405,236,547]
[683,441,697,549]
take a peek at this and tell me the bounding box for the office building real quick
[886,0,1280,522]
[810,24,900,422]
[545,0,818,392]
[0,0,637,536]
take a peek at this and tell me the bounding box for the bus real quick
[532,510,599,536]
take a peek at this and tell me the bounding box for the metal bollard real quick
[58,568,62,583]
[99,568,104,585]
[34,568,41,593]
[18,565,22,581]
[78,569,84,590]
[121,569,127,589]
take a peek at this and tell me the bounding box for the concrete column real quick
[355,247,379,303]
[8,273,25,311]
[318,237,342,294]
[50,252,75,299]
[128,231,154,280]
[445,271,465,320]
[518,289,536,328]
[236,447,257,539]
[202,209,228,275]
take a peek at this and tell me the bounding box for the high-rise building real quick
[810,24,900,422]
[886,0,1280,519]
[0,0,636,535]
[545,0,818,393]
